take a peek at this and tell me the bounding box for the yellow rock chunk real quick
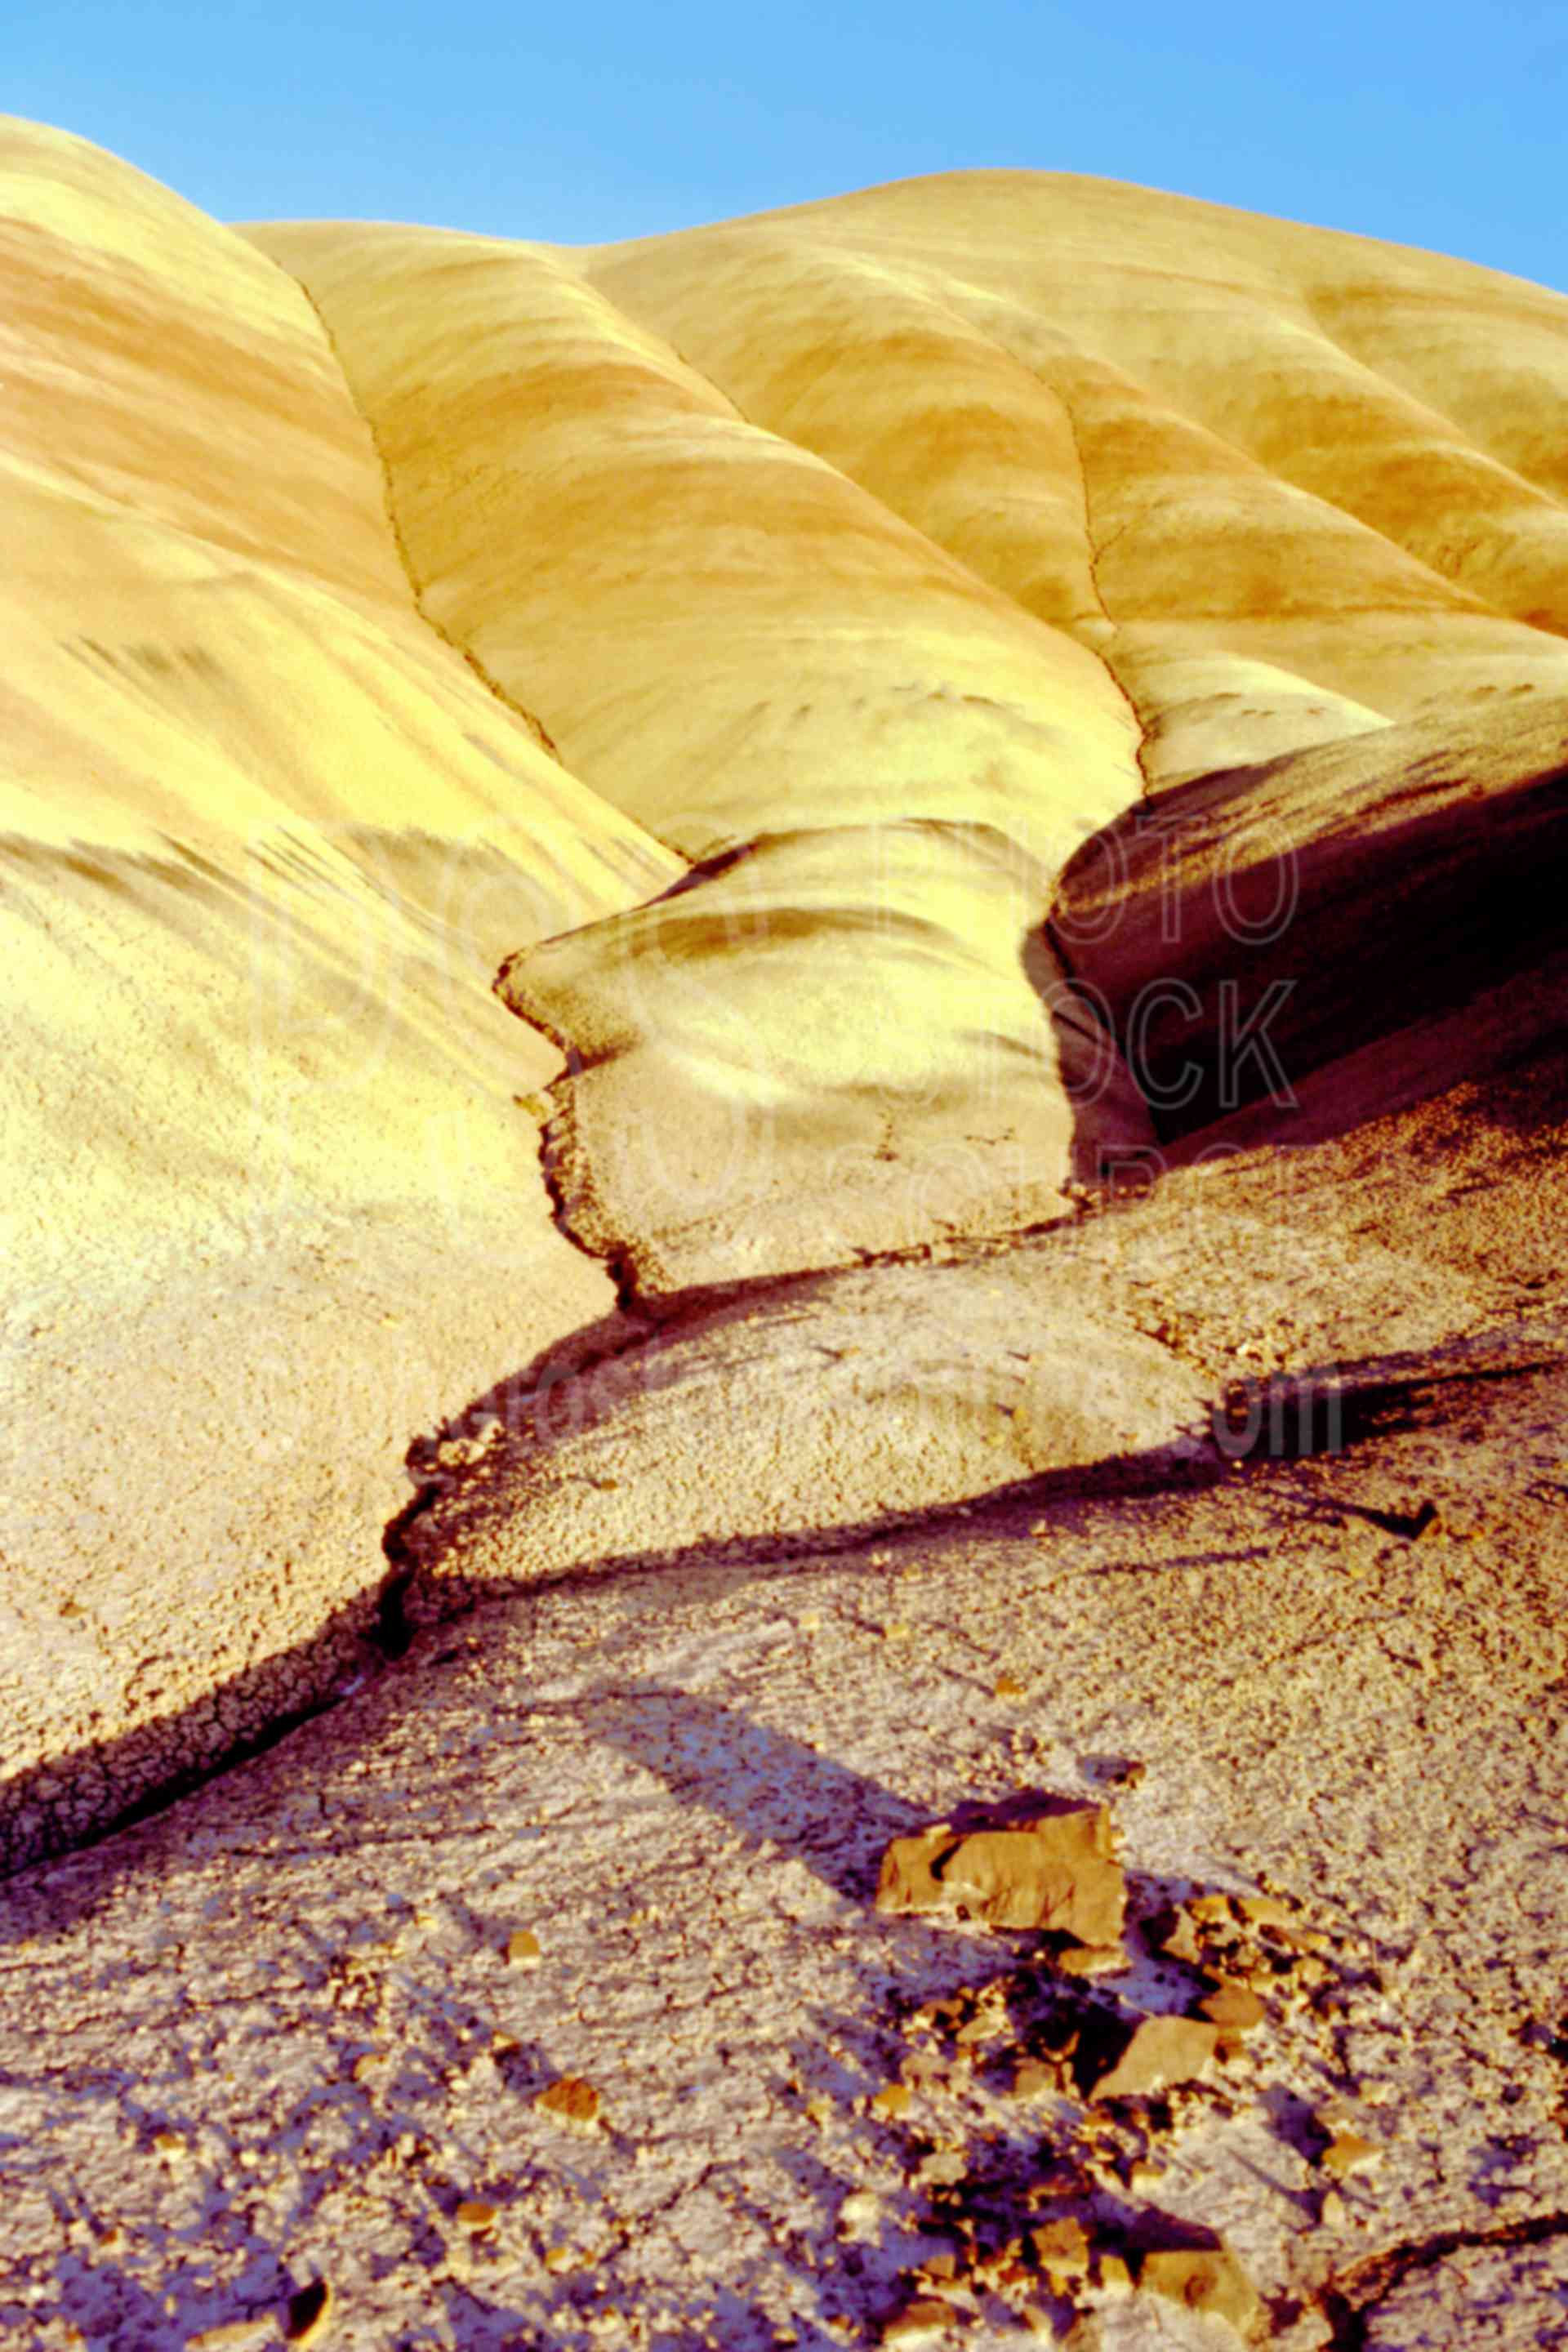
[1139,2243,1262,2338]
[875,1803,1125,1941]
[535,2076,602,2132]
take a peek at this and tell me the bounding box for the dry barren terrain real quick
[2,118,1566,2350]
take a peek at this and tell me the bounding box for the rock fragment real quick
[875,1803,1124,1941]
[1138,2243,1262,2338]
[1083,2014,1220,2100]
[506,1928,542,1967]
[838,2189,882,2240]
[535,2075,601,2132]
[1053,1942,1129,1979]
[1030,2214,1091,2287]
[1156,1908,1206,1967]
[1196,1984,1267,2034]
[1011,2056,1060,2101]
[913,2252,962,2296]
[880,2300,959,2345]
[1234,1895,1294,1929]
[1321,2129,1383,2180]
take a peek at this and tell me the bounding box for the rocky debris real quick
[454,2198,498,2233]
[1321,2127,1384,2180]
[911,2252,964,2295]
[430,1420,502,1474]
[505,1927,543,1967]
[880,2300,962,2345]
[837,2188,883,2241]
[910,2145,970,2190]
[875,1803,1125,1941]
[905,1978,1017,2048]
[1081,2012,1221,2101]
[1011,2056,1058,2101]
[1152,1888,1335,2012]
[1053,1942,1129,1979]
[1138,2241,1263,2339]
[534,2075,602,2132]
[884,2152,1254,2344]
[955,1986,1016,2047]
[1029,2214,1091,2290]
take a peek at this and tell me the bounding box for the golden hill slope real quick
[256,170,1568,810]
[249,171,1568,1291]
[0,120,677,1867]
[244,216,1143,862]
[586,172,1568,770]
[3,128,1566,1868]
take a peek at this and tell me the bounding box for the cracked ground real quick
[2,1050,1566,2352]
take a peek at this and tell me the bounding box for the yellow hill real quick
[0,121,676,1867]
[4,127,1566,1867]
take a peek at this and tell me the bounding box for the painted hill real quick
[3,114,1568,2352]
[0,118,679,1865]
[5,116,1568,1867]
[248,176,1568,1290]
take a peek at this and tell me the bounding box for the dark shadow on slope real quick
[1047,699,1568,1143]
[583,1681,928,1901]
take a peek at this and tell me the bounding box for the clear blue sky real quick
[11,0,1567,291]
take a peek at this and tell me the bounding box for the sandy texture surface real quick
[3,118,1568,2350]
[242,216,1143,867]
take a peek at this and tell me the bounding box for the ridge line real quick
[277,261,570,771]
[1055,385,1156,799]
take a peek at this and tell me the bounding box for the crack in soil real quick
[1315,2209,1568,2347]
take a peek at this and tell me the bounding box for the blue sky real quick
[10,0,1567,289]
